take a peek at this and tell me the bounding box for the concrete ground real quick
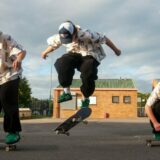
[0,118,159,160]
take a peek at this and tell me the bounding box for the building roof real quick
[57,79,136,89]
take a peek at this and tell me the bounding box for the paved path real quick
[0,117,149,123]
[0,118,159,160]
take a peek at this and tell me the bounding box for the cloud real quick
[1,0,160,98]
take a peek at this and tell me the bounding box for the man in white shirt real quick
[145,82,160,140]
[0,31,26,144]
[41,21,121,108]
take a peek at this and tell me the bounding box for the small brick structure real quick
[19,108,32,119]
[53,79,138,119]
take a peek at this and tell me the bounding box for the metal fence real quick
[137,107,147,117]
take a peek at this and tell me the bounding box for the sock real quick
[64,88,71,94]
[83,97,89,101]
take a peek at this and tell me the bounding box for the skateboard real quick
[0,140,17,151]
[54,107,92,136]
[146,139,160,147]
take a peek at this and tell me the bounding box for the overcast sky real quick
[1,0,160,99]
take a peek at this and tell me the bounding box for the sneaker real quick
[81,98,90,109]
[154,133,160,141]
[58,92,72,103]
[5,132,21,144]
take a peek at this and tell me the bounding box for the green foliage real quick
[137,92,150,108]
[138,92,150,100]
[30,98,53,116]
[18,77,32,107]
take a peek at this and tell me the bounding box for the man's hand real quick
[153,122,160,131]
[13,59,21,71]
[41,46,54,59]
[105,38,121,56]
[115,49,121,56]
[41,52,48,59]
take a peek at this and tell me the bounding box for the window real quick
[123,96,131,104]
[77,96,97,107]
[112,96,119,103]
[89,96,97,105]
[60,92,77,110]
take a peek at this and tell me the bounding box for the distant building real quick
[53,79,138,119]
[19,108,32,119]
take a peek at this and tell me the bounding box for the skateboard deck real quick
[0,140,17,151]
[146,139,160,147]
[54,107,92,136]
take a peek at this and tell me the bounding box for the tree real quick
[18,77,32,107]
[138,92,150,107]
[30,97,52,116]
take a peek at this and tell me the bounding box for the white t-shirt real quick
[146,82,160,107]
[0,33,24,85]
[47,27,107,63]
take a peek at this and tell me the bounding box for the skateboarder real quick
[145,82,160,140]
[0,31,26,144]
[41,20,121,108]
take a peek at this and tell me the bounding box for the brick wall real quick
[53,88,137,119]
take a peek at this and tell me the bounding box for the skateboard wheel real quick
[72,118,76,122]
[83,120,88,124]
[146,140,152,147]
[77,117,82,122]
[5,145,16,151]
[13,145,16,150]
[147,142,152,147]
[65,132,70,136]
[55,130,60,135]
[5,146,10,152]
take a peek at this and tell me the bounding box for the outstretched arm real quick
[41,46,54,59]
[41,34,61,59]
[105,37,121,56]
[13,50,26,71]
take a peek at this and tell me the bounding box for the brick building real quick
[53,79,138,119]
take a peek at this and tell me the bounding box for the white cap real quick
[58,21,75,44]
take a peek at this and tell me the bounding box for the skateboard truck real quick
[55,130,70,136]
[146,139,160,147]
[5,144,17,151]
[0,141,17,151]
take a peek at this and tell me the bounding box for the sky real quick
[1,0,160,99]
